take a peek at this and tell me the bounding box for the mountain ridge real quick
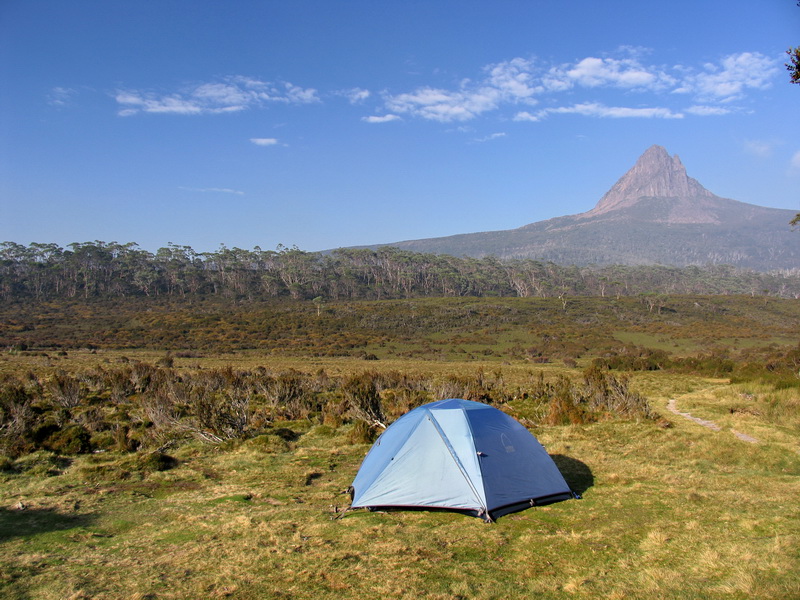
[360,145,797,271]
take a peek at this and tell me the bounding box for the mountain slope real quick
[372,145,798,271]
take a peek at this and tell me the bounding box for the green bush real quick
[0,454,15,473]
[243,433,290,454]
[14,451,70,476]
[135,451,178,473]
[347,419,377,444]
[43,424,92,455]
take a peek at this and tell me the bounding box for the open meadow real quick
[1,296,799,599]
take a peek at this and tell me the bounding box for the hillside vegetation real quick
[2,241,799,302]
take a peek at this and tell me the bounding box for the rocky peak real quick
[586,145,716,217]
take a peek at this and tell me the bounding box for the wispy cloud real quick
[116,76,319,116]
[179,186,245,195]
[341,87,371,103]
[473,132,506,142]
[742,139,774,158]
[111,50,779,124]
[48,86,78,107]
[378,50,777,123]
[546,56,676,91]
[685,105,731,116]
[384,58,538,122]
[516,103,682,121]
[250,138,280,146]
[789,151,800,173]
[362,114,401,123]
[677,52,776,101]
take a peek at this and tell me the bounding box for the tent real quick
[349,398,576,521]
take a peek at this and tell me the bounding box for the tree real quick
[788,47,800,85]
[790,3,800,227]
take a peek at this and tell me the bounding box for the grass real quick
[1,366,799,599]
[1,295,799,598]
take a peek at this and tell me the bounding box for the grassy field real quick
[1,297,799,599]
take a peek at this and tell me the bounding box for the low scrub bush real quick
[342,372,387,428]
[592,345,671,371]
[0,356,665,462]
[13,451,70,476]
[43,424,92,455]
[47,370,85,409]
[347,419,377,445]
[243,433,291,454]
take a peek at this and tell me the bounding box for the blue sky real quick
[2,0,799,253]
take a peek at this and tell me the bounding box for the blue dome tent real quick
[349,399,577,521]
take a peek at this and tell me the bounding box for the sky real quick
[1,0,799,254]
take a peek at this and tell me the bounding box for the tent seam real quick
[427,409,487,515]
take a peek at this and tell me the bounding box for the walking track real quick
[666,397,759,444]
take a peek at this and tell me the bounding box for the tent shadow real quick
[0,506,96,541]
[550,454,594,496]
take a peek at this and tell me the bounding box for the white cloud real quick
[473,132,506,142]
[179,187,245,195]
[250,138,279,146]
[113,50,779,124]
[342,87,371,103]
[362,114,401,123]
[790,151,800,172]
[48,86,78,107]
[521,102,683,121]
[484,58,539,101]
[550,56,674,90]
[682,52,776,100]
[115,77,319,116]
[386,87,487,122]
[685,105,731,116]
[556,103,683,119]
[376,49,777,124]
[513,111,541,122]
[742,140,773,158]
[384,58,539,123]
[283,83,319,104]
[116,92,206,115]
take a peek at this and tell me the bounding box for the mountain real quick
[369,145,798,271]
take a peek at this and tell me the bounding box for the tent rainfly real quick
[349,398,577,521]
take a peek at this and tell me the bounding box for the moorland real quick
[1,289,799,599]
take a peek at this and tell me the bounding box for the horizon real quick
[2,1,799,254]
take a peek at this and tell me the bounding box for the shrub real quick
[322,399,346,428]
[342,372,386,427]
[347,419,377,445]
[135,451,178,473]
[0,454,15,472]
[14,451,70,476]
[89,430,117,452]
[592,345,670,371]
[0,380,37,457]
[544,376,591,425]
[258,370,316,420]
[156,354,175,368]
[190,390,251,443]
[44,424,92,455]
[583,366,655,421]
[243,434,290,454]
[47,370,85,409]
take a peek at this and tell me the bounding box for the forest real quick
[2,240,799,302]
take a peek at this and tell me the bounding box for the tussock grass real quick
[2,375,798,599]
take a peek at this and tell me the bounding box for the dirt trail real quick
[666,398,759,444]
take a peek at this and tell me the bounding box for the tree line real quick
[2,240,799,302]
